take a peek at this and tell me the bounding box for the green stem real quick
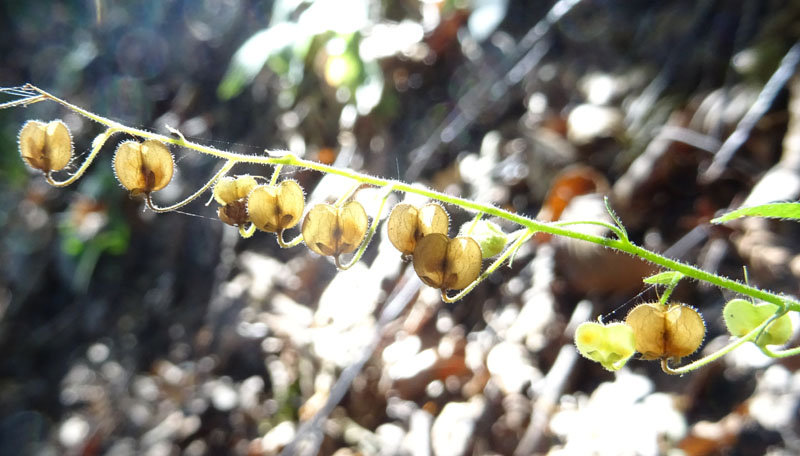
[239,224,256,239]
[145,160,235,213]
[760,345,800,358]
[13,84,800,312]
[662,312,783,375]
[46,127,119,187]
[335,184,395,270]
[442,229,534,303]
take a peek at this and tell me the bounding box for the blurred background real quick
[1,0,800,454]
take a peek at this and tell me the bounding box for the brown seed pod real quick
[113,139,174,195]
[412,233,482,290]
[302,201,368,257]
[214,175,259,226]
[247,180,305,232]
[18,119,73,173]
[387,203,449,255]
[625,302,706,360]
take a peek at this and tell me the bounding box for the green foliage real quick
[711,202,800,224]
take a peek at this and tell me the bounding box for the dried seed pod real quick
[574,321,636,371]
[214,175,258,206]
[247,180,305,232]
[723,299,793,347]
[214,175,259,226]
[412,233,482,290]
[19,119,73,173]
[302,201,368,257]
[113,140,174,195]
[387,203,449,255]
[625,302,706,360]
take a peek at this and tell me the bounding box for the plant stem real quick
[12,84,800,312]
[662,312,784,374]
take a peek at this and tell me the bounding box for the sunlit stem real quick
[442,229,534,303]
[759,344,800,358]
[552,219,628,244]
[658,275,682,306]
[145,160,235,213]
[335,184,396,271]
[334,182,362,207]
[7,84,800,313]
[239,224,256,238]
[46,127,119,187]
[0,94,46,110]
[269,164,284,186]
[661,311,784,375]
[277,230,304,248]
[466,212,483,235]
[604,196,629,241]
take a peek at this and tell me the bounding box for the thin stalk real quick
[760,345,800,358]
[658,275,682,306]
[145,160,235,213]
[46,127,119,187]
[269,164,283,186]
[239,224,256,239]
[335,185,395,270]
[277,230,304,248]
[662,312,783,375]
[442,229,534,302]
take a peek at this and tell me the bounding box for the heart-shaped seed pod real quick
[19,119,73,173]
[574,321,637,371]
[412,233,482,290]
[113,139,174,195]
[625,302,706,360]
[302,201,368,257]
[214,175,258,226]
[723,299,793,347]
[247,180,305,232]
[387,203,449,255]
[214,175,258,205]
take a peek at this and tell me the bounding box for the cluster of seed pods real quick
[387,203,483,292]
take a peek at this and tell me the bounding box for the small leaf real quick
[643,271,684,285]
[574,321,636,371]
[711,202,800,224]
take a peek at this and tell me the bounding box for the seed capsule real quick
[302,201,368,257]
[387,203,449,256]
[625,302,706,360]
[214,175,258,226]
[113,140,174,195]
[19,119,73,174]
[412,233,482,290]
[247,180,305,232]
[723,299,793,347]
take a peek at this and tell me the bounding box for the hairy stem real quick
[11,84,800,312]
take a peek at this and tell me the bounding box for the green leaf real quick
[574,321,636,371]
[643,271,684,285]
[711,202,800,224]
